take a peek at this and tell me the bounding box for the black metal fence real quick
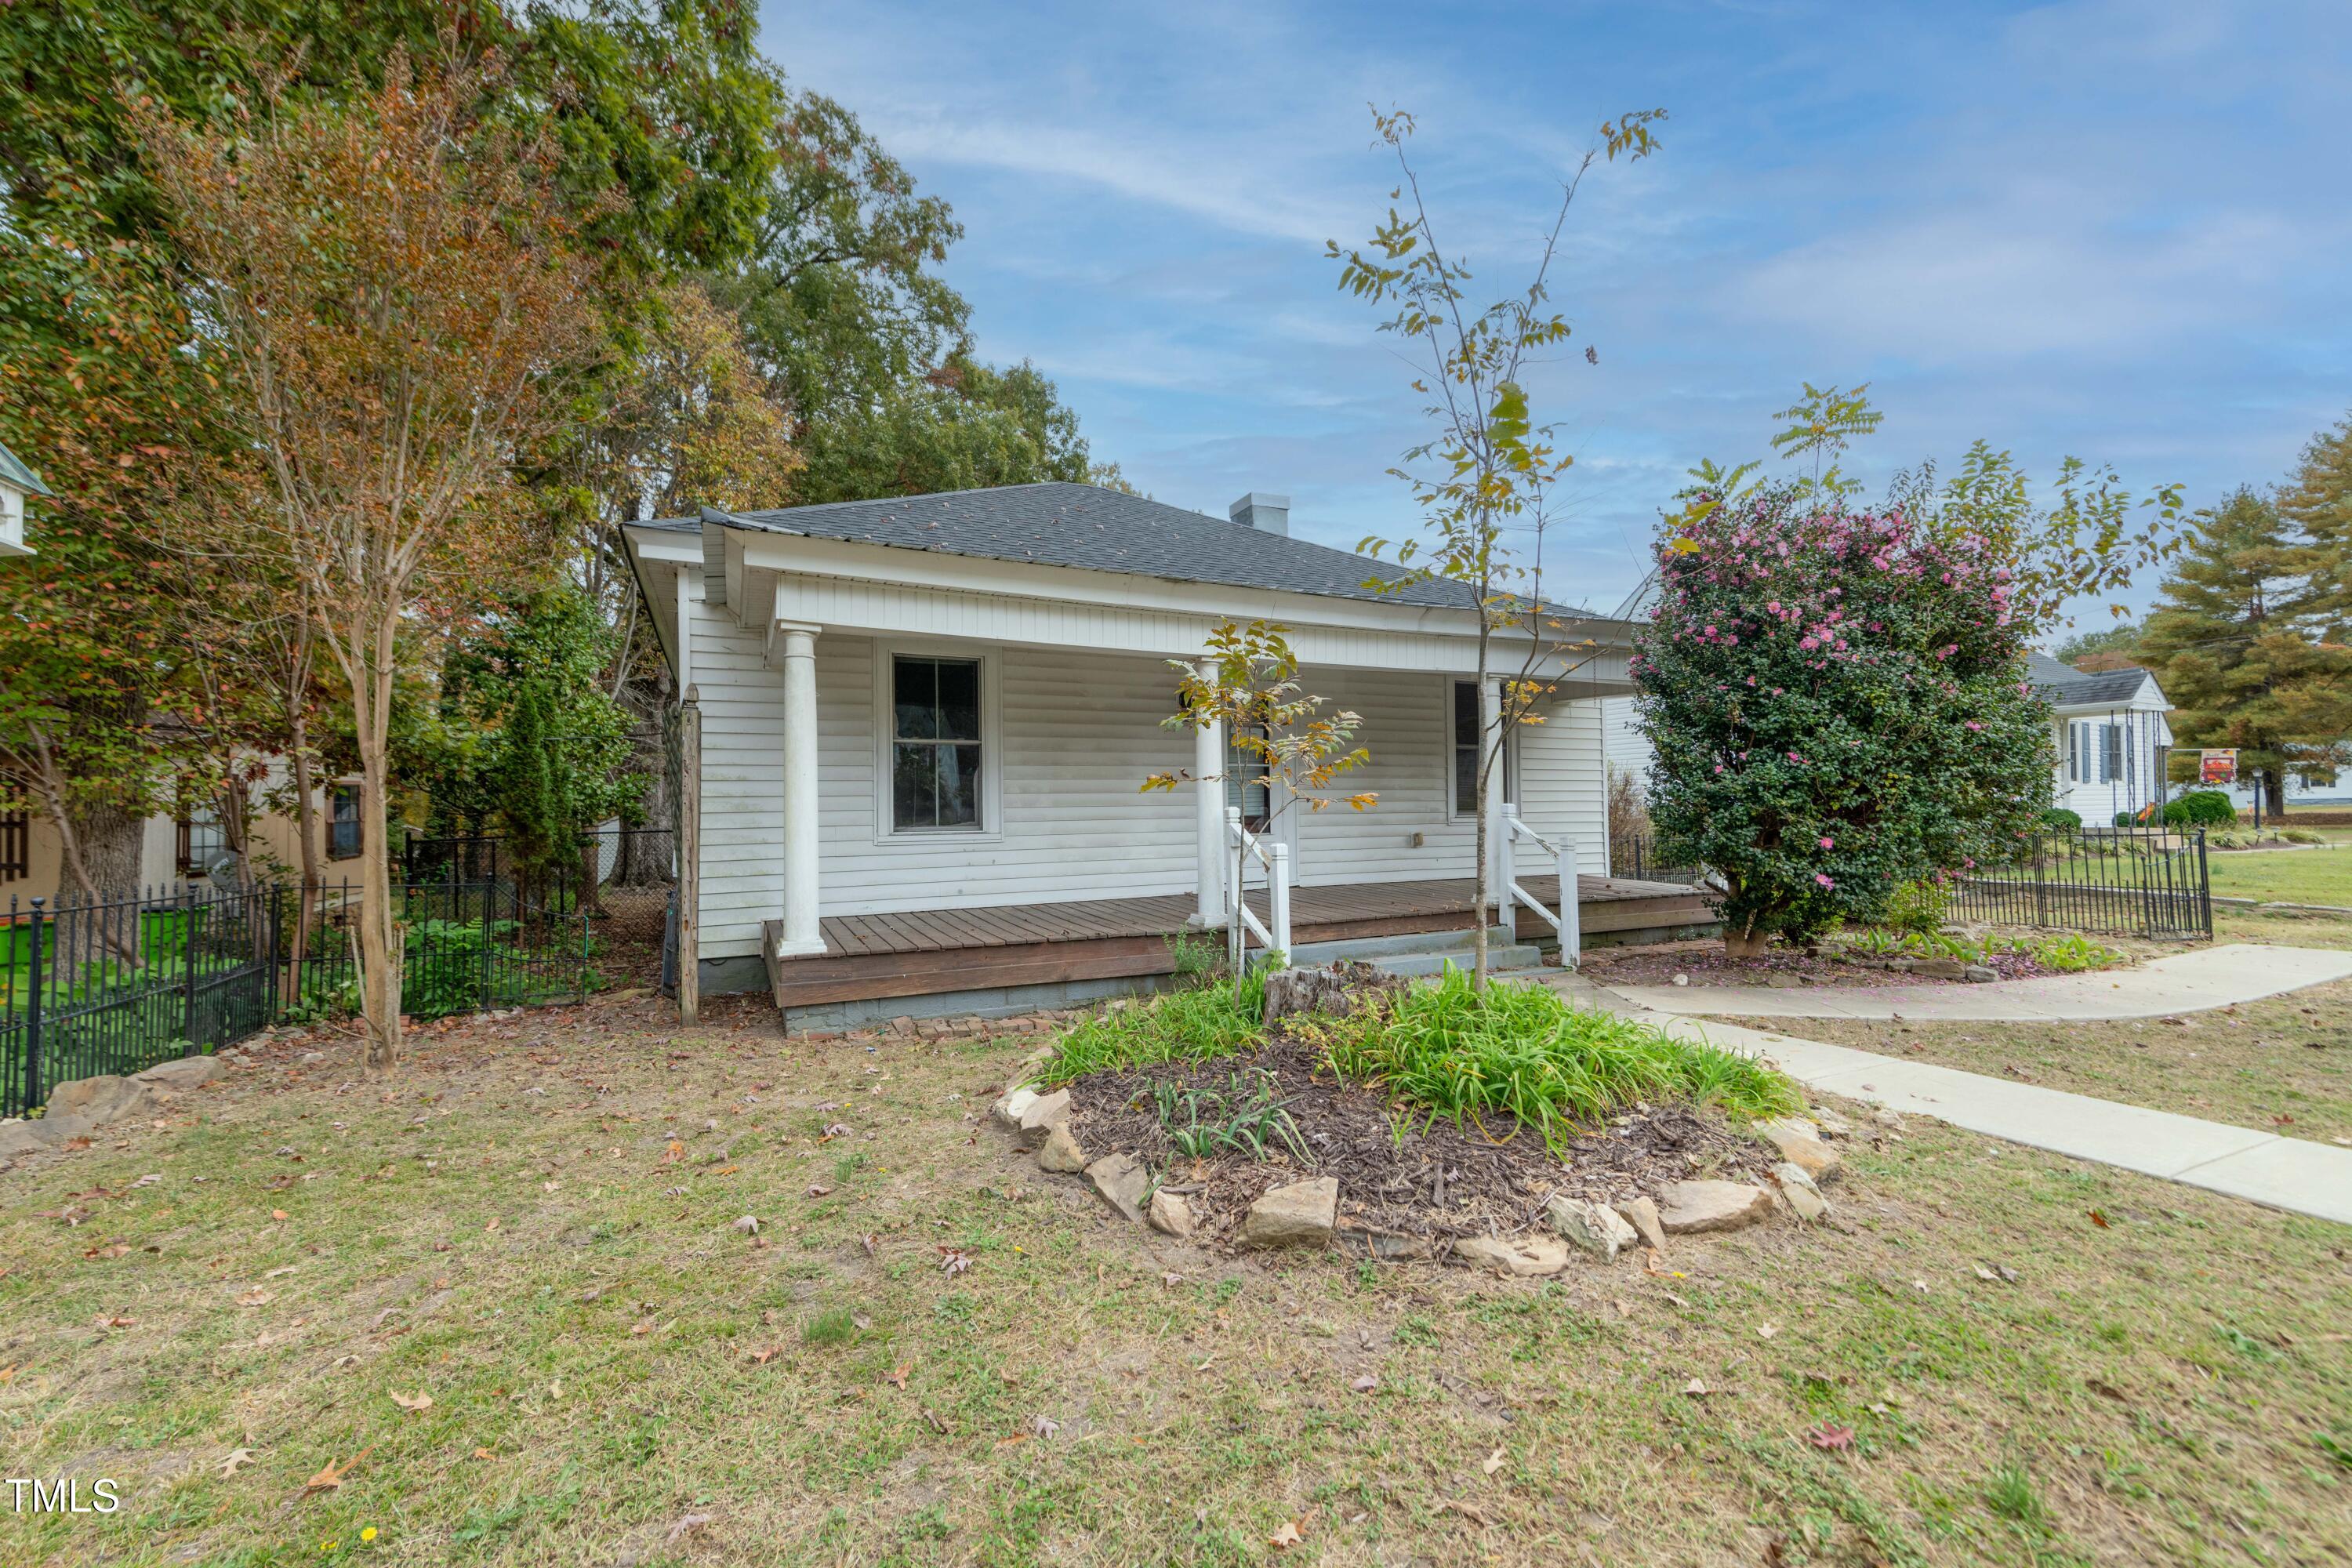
[3,866,614,1119]
[1609,833,1707,886]
[4,885,281,1120]
[403,829,673,987]
[1949,827,2212,940]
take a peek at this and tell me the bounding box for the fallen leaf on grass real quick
[884,1362,909,1389]
[390,1390,433,1412]
[1806,1422,1855,1451]
[921,1407,946,1434]
[236,1289,272,1308]
[84,1243,132,1260]
[1436,1498,1493,1526]
[1756,1323,1779,1339]
[938,1247,972,1276]
[1682,1378,1711,1397]
[630,1319,655,1337]
[746,1345,782,1366]
[807,1183,833,1198]
[1480,1446,1506,1477]
[1350,1374,1378,1393]
[217,1446,260,1477]
[472,1446,495,1460]
[1269,1510,1312,1550]
[665,1512,713,1544]
[859,1233,878,1259]
[2088,1209,2111,1229]
[731,1214,760,1235]
[300,1446,372,1497]
[271,1209,289,1220]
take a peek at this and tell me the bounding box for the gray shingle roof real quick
[2027,652,2155,708]
[666,481,1584,615]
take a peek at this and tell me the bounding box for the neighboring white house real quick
[2027,653,2174,823]
[621,482,1685,1019]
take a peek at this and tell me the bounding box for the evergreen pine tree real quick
[2280,412,2352,637]
[2139,489,2352,813]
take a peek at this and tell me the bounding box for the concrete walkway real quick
[1606,942,2352,1021]
[1540,971,2352,1225]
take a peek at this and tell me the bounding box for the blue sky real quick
[758,0,2351,638]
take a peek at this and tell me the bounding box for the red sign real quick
[2199,749,2238,785]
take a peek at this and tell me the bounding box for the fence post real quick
[24,898,45,1115]
[677,688,702,1025]
[182,887,200,1055]
[1496,823,1516,943]
[2196,828,2212,940]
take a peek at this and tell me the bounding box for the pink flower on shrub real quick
[1818,836,1833,849]
[1814,873,1835,888]
[1965,720,1984,731]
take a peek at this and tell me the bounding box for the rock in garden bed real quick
[1046,1032,1782,1254]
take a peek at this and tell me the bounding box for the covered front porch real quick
[762,872,1715,1014]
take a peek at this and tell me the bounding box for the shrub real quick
[1634,497,2050,954]
[1038,967,1269,1083]
[2041,808,2082,831]
[2165,790,2235,826]
[1883,878,1950,936]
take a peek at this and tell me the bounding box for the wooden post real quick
[677,687,702,1025]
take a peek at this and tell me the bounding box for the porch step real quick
[1370,944,1545,979]
[1287,927,1506,965]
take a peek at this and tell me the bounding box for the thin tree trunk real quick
[1471,622,1491,995]
[350,604,403,1073]
[288,705,321,976]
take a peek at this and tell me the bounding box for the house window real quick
[2102,722,2123,783]
[891,655,982,832]
[176,807,227,877]
[1226,724,1272,832]
[328,783,363,859]
[0,810,26,883]
[1452,681,1512,816]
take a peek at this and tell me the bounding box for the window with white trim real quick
[1225,723,1271,831]
[1451,681,1512,817]
[891,655,983,832]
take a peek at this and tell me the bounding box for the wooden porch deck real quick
[764,875,1715,1011]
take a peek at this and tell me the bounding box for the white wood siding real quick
[691,626,1617,959]
[1517,697,1610,874]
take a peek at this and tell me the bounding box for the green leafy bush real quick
[1153,1069,1311,1163]
[1882,878,1951,936]
[2165,790,2236,826]
[2018,933,2127,973]
[1634,499,2052,953]
[1039,968,1269,1083]
[2041,808,2082,830]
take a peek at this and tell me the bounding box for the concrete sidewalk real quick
[1541,971,2352,1225]
[1607,942,2352,1021]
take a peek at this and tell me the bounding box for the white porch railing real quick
[1497,813,1581,967]
[1225,806,1291,971]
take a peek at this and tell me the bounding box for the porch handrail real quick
[1224,807,1290,970]
[1498,813,1581,967]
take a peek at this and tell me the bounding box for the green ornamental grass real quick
[1038,965,1799,1153]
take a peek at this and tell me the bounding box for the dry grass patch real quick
[0,994,2347,1566]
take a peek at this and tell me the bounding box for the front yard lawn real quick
[2,993,2348,1566]
[2206,837,2352,907]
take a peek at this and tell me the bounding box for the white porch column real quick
[673,564,695,695]
[1480,674,1508,916]
[1191,716,1225,927]
[775,621,826,956]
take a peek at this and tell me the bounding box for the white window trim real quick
[1445,677,1515,819]
[870,637,1004,845]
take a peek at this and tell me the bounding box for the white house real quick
[2027,653,2174,823]
[622,482,1711,1024]
[1,438,51,559]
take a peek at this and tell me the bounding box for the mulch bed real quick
[1059,1031,1776,1251]
[1581,937,2051,989]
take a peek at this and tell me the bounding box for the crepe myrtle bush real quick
[1633,495,2053,955]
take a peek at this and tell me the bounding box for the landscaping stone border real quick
[992,1036,1846,1275]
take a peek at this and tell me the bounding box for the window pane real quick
[1454,681,1478,747]
[936,659,981,741]
[1456,746,1476,815]
[937,745,981,827]
[893,742,935,828]
[894,657,938,741]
